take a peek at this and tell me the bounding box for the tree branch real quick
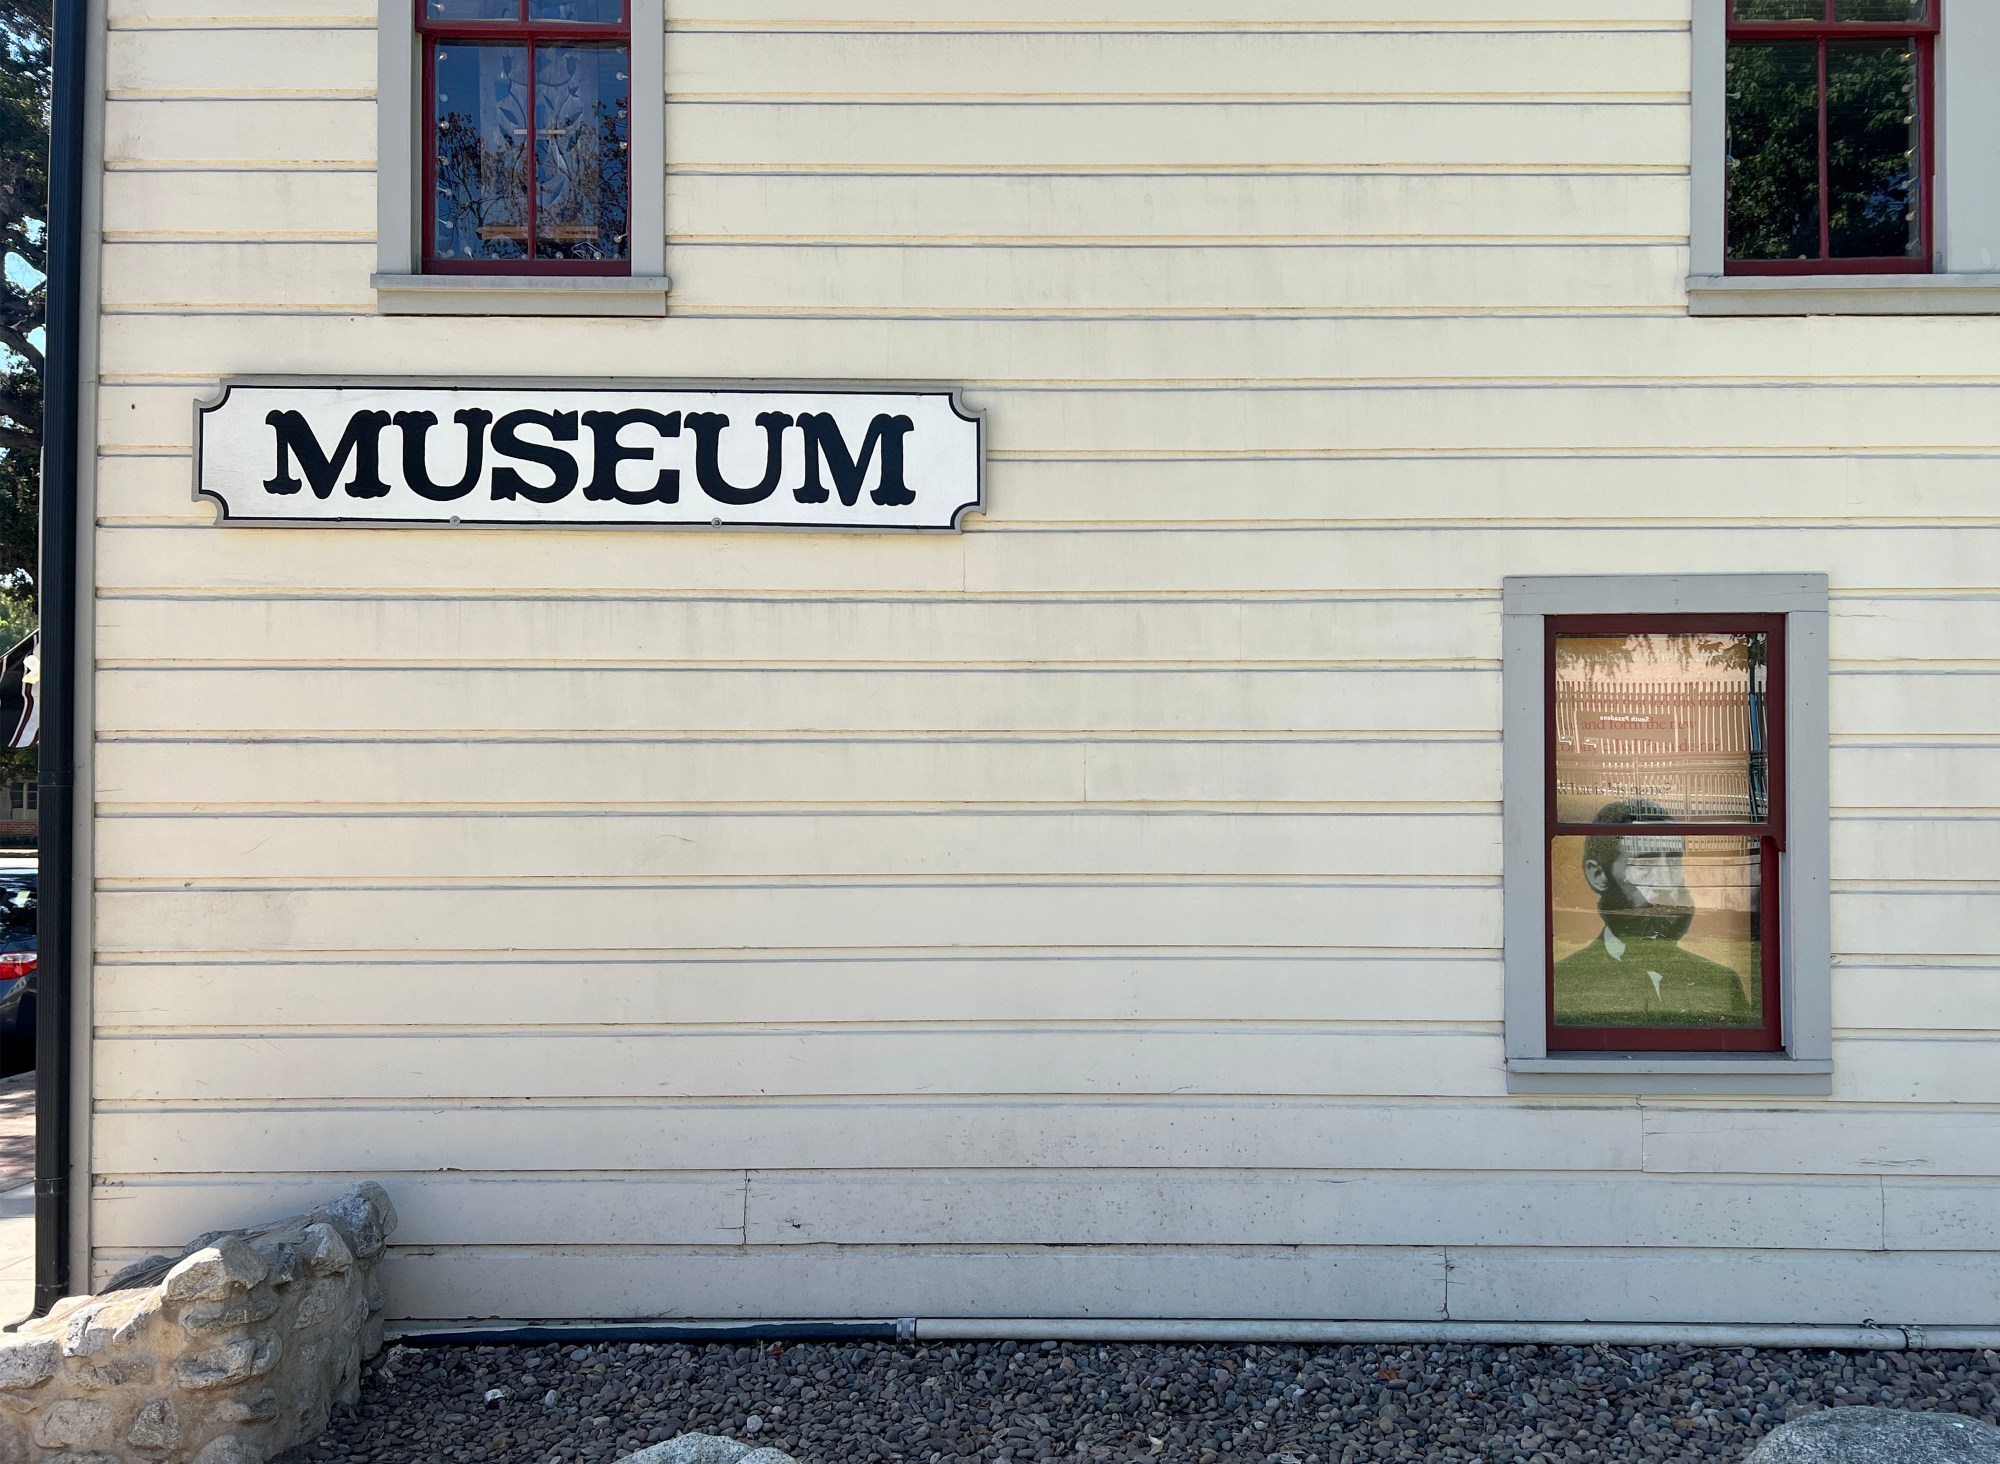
[0,323,40,368]
[0,383,38,425]
[0,226,43,277]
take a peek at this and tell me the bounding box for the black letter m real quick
[264,409,393,499]
[795,413,916,507]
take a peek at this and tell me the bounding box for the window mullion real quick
[1760,834,1783,1049]
[1816,37,1830,260]
[525,38,539,262]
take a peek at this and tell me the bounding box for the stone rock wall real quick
[0,1182,396,1464]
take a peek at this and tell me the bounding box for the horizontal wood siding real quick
[85,0,2000,1325]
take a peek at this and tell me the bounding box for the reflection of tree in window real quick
[1555,633,1762,677]
[1726,42,1820,260]
[421,6,631,269]
[1724,4,1931,265]
[1826,41,1917,258]
[433,111,529,260]
[1554,634,1770,824]
[533,47,629,260]
[433,44,529,261]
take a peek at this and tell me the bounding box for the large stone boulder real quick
[1748,1406,2000,1464]
[616,1435,799,1464]
[0,1182,396,1463]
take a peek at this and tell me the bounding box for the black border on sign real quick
[192,377,988,533]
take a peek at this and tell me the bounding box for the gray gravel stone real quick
[275,1339,2000,1464]
[1748,1405,2000,1463]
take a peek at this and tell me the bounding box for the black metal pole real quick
[35,0,87,1314]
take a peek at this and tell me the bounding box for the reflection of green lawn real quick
[1685,937,1761,1012]
[1656,936,1768,1016]
[1552,938,1758,986]
[1552,935,1763,1028]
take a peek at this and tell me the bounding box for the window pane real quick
[427,1,521,18]
[1826,39,1921,259]
[1726,41,1821,260]
[1733,0,1823,18]
[534,45,630,260]
[1833,0,1929,19]
[528,0,624,18]
[1551,833,1764,1030]
[433,42,531,261]
[1554,632,1770,824]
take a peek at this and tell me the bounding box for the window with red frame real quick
[1725,1,1938,273]
[1544,618,1786,1053]
[419,1,632,274]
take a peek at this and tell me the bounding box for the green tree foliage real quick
[1725,41,1821,261]
[0,0,47,786]
[0,0,46,592]
[1726,34,1921,263]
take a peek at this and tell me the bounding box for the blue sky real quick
[5,240,41,358]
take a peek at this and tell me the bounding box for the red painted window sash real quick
[416,0,632,276]
[1724,1,1939,275]
[1726,0,1939,37]
[1542,614,1788,1056]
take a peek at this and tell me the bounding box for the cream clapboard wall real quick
[84,0,2000,1324]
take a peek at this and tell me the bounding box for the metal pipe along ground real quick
[387,1318,2000,1353]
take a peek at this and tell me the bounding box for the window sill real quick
[1687,272,2000,317]
[372,273,671,318]
[1507,1055,1833,1097]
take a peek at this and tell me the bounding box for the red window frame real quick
[417,1,632,277]
[1725,1,1939,275]
[1544,614,1787,1054]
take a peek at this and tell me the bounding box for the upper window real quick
[1545,618,1785,1053]
[1724,1,1939,274]
[417,1,632,275]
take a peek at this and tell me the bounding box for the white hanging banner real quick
[196,381,984,531]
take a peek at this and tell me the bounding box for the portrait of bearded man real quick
[1552,797,1752,1028]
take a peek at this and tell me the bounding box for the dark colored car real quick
[0,867,34,1075]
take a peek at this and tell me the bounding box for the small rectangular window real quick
[1545,618,1785,1054]
[418,0,632,275]
[1724,0,1938,274]
[1502,577,1830,1096]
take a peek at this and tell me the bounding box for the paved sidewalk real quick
[0,1073,32,1326]
[0,1072,31,1189]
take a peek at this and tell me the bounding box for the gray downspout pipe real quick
[35,0,87,1314]
[384,1318,2000,1353]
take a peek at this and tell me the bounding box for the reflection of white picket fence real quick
[1555,834,1762,914]
[1680,842,1761,914]
[1555,679,1767,821]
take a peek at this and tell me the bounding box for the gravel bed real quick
[277,1339,2000,1464]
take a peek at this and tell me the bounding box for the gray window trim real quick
[1502,574,1832,1098]
[375,1,668,317]
[1689,2,2000,314]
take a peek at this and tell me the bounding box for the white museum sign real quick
[196,382,985,530]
